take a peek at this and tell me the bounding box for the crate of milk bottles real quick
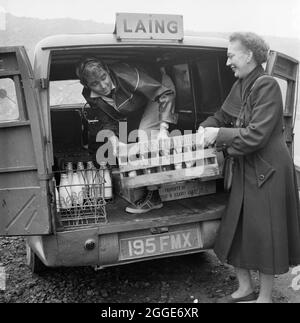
[117,131,220,189]
[53,160,113,229]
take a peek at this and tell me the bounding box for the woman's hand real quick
[158,123,170,156]
[203,127,220,147]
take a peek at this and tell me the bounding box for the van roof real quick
[33,33,230,80]
[34,33,229,52]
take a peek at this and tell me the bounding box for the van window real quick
[194,59,223,114]
[171,64,193,111]
[274,77,287,111]
[0,77,19,121]
[50,80,85,106]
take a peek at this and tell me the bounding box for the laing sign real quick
[116,13,183,40]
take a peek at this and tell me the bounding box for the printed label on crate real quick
[159,180,216,201]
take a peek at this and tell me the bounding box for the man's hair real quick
[76,57,108,86]
[229,32,270,65]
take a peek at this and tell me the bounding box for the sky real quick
[0,0,299,39]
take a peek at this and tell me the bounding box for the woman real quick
[200,32,300,303]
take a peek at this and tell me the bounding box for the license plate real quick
[119,228,202,260]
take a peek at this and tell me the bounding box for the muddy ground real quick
[0,237,299,304]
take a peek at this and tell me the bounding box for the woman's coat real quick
[201,66,300,274]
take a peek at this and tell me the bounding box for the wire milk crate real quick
[117,131,221,189]
[53,161,109,229]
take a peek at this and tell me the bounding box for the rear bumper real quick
[27,218,222,269]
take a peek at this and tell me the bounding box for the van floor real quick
[100,192,228,234]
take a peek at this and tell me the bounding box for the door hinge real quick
[35,78,49,89]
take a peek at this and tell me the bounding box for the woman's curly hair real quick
[229,32,270,65]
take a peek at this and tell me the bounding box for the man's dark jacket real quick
[82,63,177,143]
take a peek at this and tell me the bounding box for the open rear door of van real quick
[0,46,52,235]
[266,51,299,155]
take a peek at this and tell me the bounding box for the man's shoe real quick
[125,190,163,214]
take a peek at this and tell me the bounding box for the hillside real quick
[0,13,114,60]
[0,13,299,62]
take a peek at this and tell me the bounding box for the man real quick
[76,57,177,214]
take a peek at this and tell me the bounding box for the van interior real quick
[48,45,236,231]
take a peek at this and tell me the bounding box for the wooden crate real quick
[117,132,221,189]
[112,170,216,204]
[112,170,145,204]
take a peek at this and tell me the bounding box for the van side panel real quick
[0,47,52,236]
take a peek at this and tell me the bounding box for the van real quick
[0,13,298,273]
